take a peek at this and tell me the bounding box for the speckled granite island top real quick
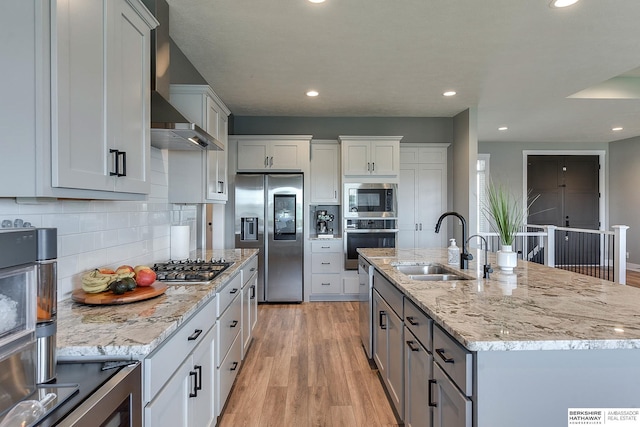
[359,248,640,352]
[56,249,258,360]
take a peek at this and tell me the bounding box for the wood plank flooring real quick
[218,302,400,427]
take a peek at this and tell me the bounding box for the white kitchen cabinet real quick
[241,256,258,359]
[340,136,401,180]
[235,135,311,172]
[144,297,217,427]
[309,239,346,299]
[310,140,340,204]
[0,0,157,200]
[398,144,449,249]
[372,270,404,420]
[169,84,231,203]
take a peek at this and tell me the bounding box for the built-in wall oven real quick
[343,183,398,270]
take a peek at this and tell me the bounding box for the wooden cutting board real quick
[72,282,168,305]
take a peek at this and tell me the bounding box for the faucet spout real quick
[435,212,473,269]
[466,234,493,279]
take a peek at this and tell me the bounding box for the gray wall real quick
[609,136,640,264]
[452,108,477,238]
[231,116,452,143]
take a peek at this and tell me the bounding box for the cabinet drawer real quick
[311,239,342,253]
[404,298,433,352]
[433,362,472,427]
[217,292,242,366]
[144,296,216,401]
[311,252,342,273]
[433,325,473,397]
[242,256,258,287]
[373,270,403,318]
[218,272,241,316]
[311,274,342,294]
[217,331,242,416]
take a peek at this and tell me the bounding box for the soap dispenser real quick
[448,238,460,265]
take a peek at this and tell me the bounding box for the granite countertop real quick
[56,249,258,361]
[359,248,640,352]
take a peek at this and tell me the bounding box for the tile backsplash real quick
[0,148,198,300]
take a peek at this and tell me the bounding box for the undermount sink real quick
[393,263,470,281]
[407,274,468,281]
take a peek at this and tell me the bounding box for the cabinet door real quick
[205,95,220,139]
[190,327,216,427]
[207,149,227,201]
[145,356,191,427]
[416,164,447,248]
[386,305,404,419]
[432,363,472,427]
[242,284,251,358]
[405,327,433,427]
[109,0,150,194]
[373,290,388,380]
[51,0,112,192]
[310,143,340,203]
[398,164,418,249]
[237,140,268,170]
[270,141,303,170]
[342,142,371,175]
[371,140,399,176]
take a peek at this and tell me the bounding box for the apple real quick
[135,268,156,286]
[134,265,151,274]
[116,265,134,274]
[98,267,116,274]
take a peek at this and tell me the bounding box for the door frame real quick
[522,150,606,230]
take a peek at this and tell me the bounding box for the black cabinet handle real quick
[230,288,239,294]
[194,365,202,391]
[230,361,239,371]
[428,379,437,407]
[109,149,127,177]
[406,316,419,326]
[372,162,375,172]
[379,310,387,330]
[250,284,256,299]
[189,370,198,397]
[230,320,238,328]
[406,340,420,352]
[435,348,455,363]
[187,329,203,341]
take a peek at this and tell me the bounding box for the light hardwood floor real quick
[218,302,400,427]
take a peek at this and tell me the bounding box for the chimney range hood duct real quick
[143,0,222,151]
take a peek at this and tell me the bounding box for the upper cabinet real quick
[310,140,340,204]
[235,136,311,172]
[340,136,401,182]
[0,0,158,200]
[168,85,231,203]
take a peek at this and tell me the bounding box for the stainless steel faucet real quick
[466,234,493,279]
[435,212,473,269]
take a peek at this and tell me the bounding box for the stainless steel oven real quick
[344,183,397,218]
[344,218,397,269]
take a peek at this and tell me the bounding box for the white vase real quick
[496,245,517,272]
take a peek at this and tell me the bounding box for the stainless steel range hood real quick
[143,0,222,151]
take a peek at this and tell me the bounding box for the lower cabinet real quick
[144,300,217,427]
[404,326,433,427]
[373,288,404,420]
[432,363,472,427]
[241,257,258,359]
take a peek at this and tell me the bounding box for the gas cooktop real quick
[152,258,234,283]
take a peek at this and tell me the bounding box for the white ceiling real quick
[166,0,640,144]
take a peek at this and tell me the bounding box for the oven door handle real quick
[344,229,399,233]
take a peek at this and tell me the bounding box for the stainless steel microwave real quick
[343,183,397,218]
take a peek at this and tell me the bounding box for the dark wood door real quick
[527,155,600,266]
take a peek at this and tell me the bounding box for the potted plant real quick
[482,180,538,272]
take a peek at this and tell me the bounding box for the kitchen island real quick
[359,248,640,427]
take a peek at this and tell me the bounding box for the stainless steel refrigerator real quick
[234,174,303,302]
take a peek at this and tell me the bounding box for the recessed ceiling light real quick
[306,90,319,97]
[308,0,325,3]
[498,126,508,131]
[612,127,623,131]
[443,91,456,97]
[550,0,579,8]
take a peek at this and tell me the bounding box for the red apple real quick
[135,268,156,286]
[116,265,134,274]
[98,267,116,275]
